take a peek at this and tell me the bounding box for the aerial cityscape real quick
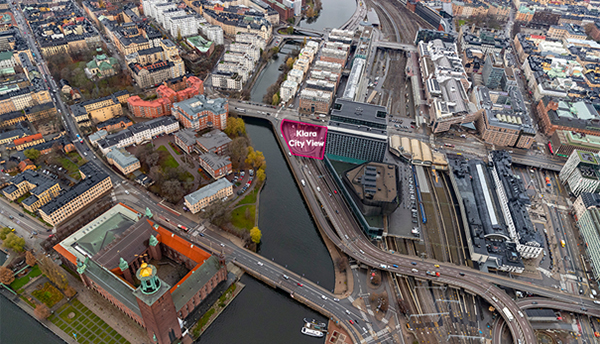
[2,0,600,343]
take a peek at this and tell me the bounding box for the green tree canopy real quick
[224,117,246,138]
[24,148,40,161]
[0,227,12,240]
[250,227,262,244]
[272,93,280,106]
[3,233,25,252]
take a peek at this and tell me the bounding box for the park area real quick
[49,299,130,344]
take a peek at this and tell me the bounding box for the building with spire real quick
[54,203,229,344]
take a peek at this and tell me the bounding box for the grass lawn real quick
[10,265,41,291]
[16,192,31,203]
[31,282,64,308]
[157,145,179,169]
[60,157,79,173]
[231,205,255,230]
[49,299,129,344]
[168,141,183,155]
[237,188,258,205]
[458,19,466,26]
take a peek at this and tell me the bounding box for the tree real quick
[230,137,249,169]
[149,166,163,184]
[246,147,266,170]
[0,266,14,285]
[272,93,280,105]
[286,57,295,69]
[201,200,231,226]
[3,233,25,252]
[256,167,266,183]
[287,26,294,35]
[161,180,184,203]
[145,152,160,167]
[177,29,182,42]
[224,117,246,138]
[24,148,41,162]
[34,304,51,320]
[26,251,37,267]
[37,254,68,290]
[64,286,76,298]
[250,227,262,244]
[302,37,307,47]
[0,227,11,240]
[335,256,348,272]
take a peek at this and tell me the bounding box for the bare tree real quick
[161,180,184,203]
[37,254,68,290]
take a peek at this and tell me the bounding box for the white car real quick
[257,261,264,266]
[321,295,327,300]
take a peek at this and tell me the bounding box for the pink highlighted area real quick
[280,119,328,160]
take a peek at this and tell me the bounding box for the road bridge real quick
[374,40,418,52]
[292,26,327,36]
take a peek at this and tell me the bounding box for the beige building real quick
[106,148,141,175]
[39,163,113,226]
[2,170,62,212]
[184,178,233,214]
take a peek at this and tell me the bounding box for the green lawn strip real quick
[179,170,194,182]
[16,192,30,203]
[31,282,64,308]
[230,205,255,230]
[168,141,183,155]
[60,157,79,173]
[157,145,179,169]
[237,188,258,205]
[10,265,41,291]
[20,295,36,308]
[192,308,216,337]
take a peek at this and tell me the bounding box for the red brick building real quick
[198,152,232,179]
[536,97,600,137]
[53,203,229,344]
[127,76,204,118]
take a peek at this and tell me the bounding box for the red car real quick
[349,320,354,324]
[297,283,303,287]
[333,190,337,194]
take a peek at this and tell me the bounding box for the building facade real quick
[184,178,233,213]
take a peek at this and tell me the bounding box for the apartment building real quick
[39,163,113,226]
[127,76,204,118]
[195,129,231,155]
[71,91,130,124]
[13,133,45,151]
[2,170,61,212]
[298,89,333,115]
[97,116,134,132]
[171,95,228,131]
[536,97,600,137]
[280,80,299,102]
[548,23,587,40]
[174,128,197,154]
[96,116,180,154]
[184,178,233,213]
[211,72,243,90]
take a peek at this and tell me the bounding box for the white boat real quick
[301,327,324,337]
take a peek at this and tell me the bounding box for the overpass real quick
[276,34,324,41]
[292,26,327,36]
[374,40,418,52]
[510,154,563,172]
[492,297,600,343]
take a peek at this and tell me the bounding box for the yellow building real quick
[1,170,61,212]
[39,163,113,226]
[184,179,233,214]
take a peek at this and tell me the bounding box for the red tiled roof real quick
[150,220,211,263]
[14,134,43,146]
[54,243,77,265]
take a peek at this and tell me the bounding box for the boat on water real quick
[301,326,324,337]
[303,318,326,328]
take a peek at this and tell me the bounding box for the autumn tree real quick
[64,286,77,298]
[3,233,25,252]
[256,167,266,183]
[286,57,295,69]
[34,304,51,320]
[37,254,68,290]
[224,117,246,138]
[24,148,41,162]
[246,147,266,170]
[250,227,262,244]
[0,266,14,285]
[272,93,280,105]
[26,251,37,267]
